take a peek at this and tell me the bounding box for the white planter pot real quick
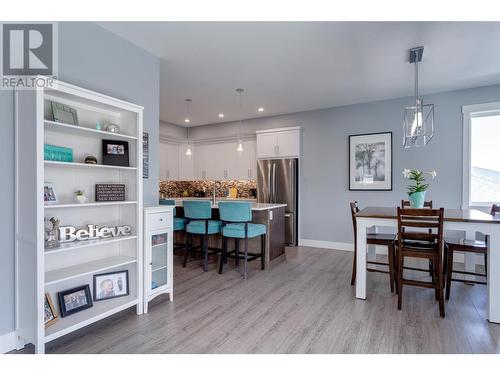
[75,195,86,204]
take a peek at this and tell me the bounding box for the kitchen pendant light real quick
[236,88,244,152]
[184,99,193,158]
[403,46,434,149]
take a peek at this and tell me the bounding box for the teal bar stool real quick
[159,199,186,250]
[218,201,266,279]
[183,200,222,272]
[159,199,186,231]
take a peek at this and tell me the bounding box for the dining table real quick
[355,206,500,323]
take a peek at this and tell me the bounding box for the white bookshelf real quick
[15,79,144,353]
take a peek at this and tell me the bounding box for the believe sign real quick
[58,224,132,243]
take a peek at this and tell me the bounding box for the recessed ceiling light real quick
[258,107,264,112]
[218,113,224,118]
[184,118,190,123]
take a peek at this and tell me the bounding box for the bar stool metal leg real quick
[261,234,266,270]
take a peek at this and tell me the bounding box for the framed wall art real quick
[143,132,149,178]
[349,132,392,191]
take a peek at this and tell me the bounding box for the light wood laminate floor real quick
[15,247,500,354]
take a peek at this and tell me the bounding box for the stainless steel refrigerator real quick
[257,158,298,246]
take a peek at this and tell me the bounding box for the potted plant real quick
[403,169,437,208]
[74,190,86,204]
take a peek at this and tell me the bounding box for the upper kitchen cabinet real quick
[159,142,179,180]
[178,143,194,180]
[256,127,301,159]
[236,139,257,179]
[193,143,216,180]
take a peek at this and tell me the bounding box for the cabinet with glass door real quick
[143,206,173,312]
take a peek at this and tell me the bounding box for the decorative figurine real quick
[84,155,97,164]
[74,190,86,204]
[45,217,60,249]
[105,123,120,133]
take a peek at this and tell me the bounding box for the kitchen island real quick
[171,199,287,269]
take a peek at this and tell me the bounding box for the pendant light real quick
[184,99,192,157]
[236,88,244,152]
[403,46,434,149]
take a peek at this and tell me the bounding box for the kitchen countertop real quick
[172,198,286,211]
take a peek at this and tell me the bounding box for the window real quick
[463,102,500,208]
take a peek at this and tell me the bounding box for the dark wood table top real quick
[356,206,500,224]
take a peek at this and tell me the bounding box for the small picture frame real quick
[44,293,58,328]
[102,140,129,167]
[93,270,129,302]
[44,182,59,205]
[51,101,78,125]
[58,285,93,317]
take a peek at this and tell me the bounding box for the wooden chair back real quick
[350,201,360,246]
[401,200,433,208]
[491,204,500,216]
[397,207,444,253]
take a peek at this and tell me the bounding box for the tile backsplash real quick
[159,180,257,199]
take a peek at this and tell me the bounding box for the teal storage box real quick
[44,144,74,162]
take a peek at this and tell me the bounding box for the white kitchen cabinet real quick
[256,132,277,159]
[256,127,301,159]
[144,206,173,313]
[235,140,256,179]
[194,143,216,180]
[178,144,194,180]
[159,142,179,180]
[215,142,237,180]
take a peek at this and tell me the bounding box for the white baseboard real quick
[0,331,16,354]
[298,239,353,251]
[297,239,483,265]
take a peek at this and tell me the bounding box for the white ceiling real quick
[98,22,500,127]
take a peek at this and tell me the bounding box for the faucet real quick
[212,181,221,206]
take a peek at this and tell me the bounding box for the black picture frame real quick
[102,140,129,167]
[93,270,129,302]
[57,285,93,317]
[349,131,393,191]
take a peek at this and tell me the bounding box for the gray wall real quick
[0,22,160,336]
[160,121,187,140]
[161,84,500,244]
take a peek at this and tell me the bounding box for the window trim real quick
[462,101,500,209]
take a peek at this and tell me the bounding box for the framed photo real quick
[143,132,149,179]
[93,270,129,302]
[102,140,129,167]
[44,293,58,328]
[44,182,59,205]
[349,132,392,191]
[57,285,93,317]
[51,101,78,125]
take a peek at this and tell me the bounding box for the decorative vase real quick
[75,194,86,204]
[408,191,426,208]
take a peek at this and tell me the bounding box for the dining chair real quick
[183,200,222,272]
[443,204,497,299]
[401,200,435,277]
[218,201,266,279]
[396,207,445,317]
[350,201,397,293]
